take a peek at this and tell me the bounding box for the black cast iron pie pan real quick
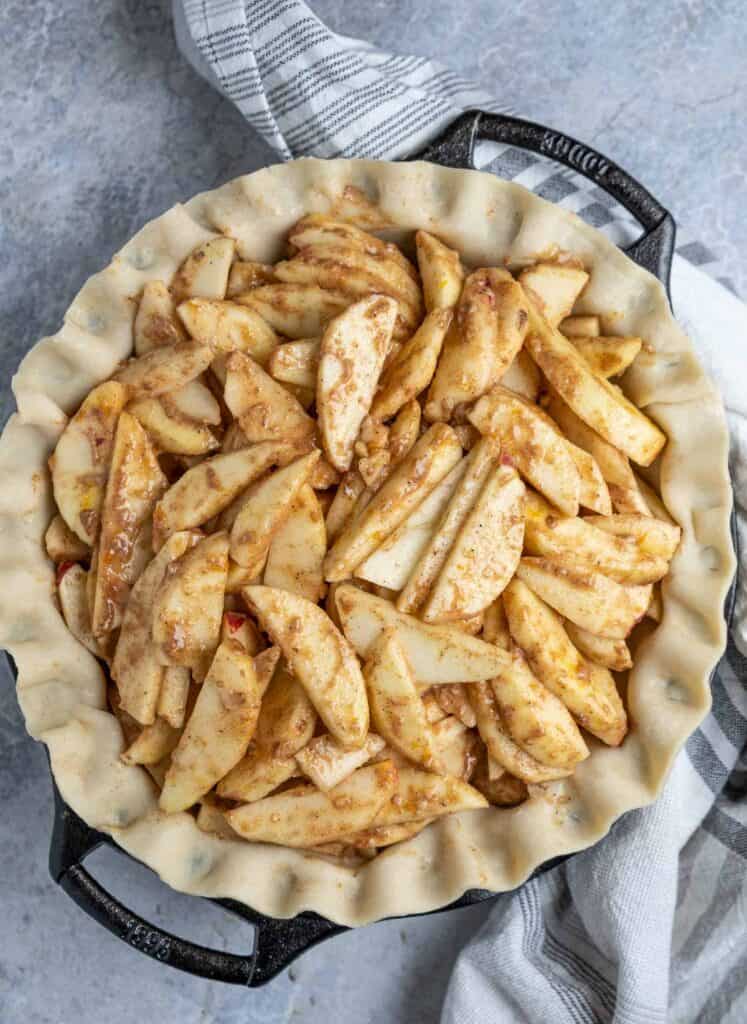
[14,110,734,986]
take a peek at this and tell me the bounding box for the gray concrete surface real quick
[1,1,744,1021]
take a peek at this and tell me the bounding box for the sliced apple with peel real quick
[355,458,467,590]
[516,557,651,640]
[243,585,369,747]
[470,681,573,783]
[335,584,511,684]
[503,578,628,745]
[153,441,294,541]
[152,531,229,670]
[224,351,315,445]
[111,531,199,724]
[518,263,589,326]
[50,381,129,545]
[469,386,581,516]
[170,236,235,302]
[57,563,105,658]
[226,761,398,847]
[91,412,167,636]
[237,284,350,339]
[491,646,589,769]
[177,299,278,367]
[317,295,397,472]
[229,451,319,573]
[114,342,214,398]
[295,733,386,791]
[372,768,487,828]
[365,629,437,768]
[268,338,320,389]
[370,307,452,421]
[128,396,218,456]
[397,437,498,614]
[415,230,465,311]
[45,515,90,564]
[264,483,327,603]
[134,281,188,355]
[423,465,525,623]
[523,490,670,584]
[159,637,266,813]
[324,423,462,582]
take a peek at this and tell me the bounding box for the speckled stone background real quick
[1,1,744,1021]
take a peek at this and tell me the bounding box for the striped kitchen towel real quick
[174,3,746,1021]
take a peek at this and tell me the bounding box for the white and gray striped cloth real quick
[175,3,746,1020]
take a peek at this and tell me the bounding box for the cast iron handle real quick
[415,110,676,295]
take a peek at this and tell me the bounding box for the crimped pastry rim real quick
[0,158,734,926]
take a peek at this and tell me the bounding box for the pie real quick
[0,160,733,926]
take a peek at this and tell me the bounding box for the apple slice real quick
[268,338,320,389]
[220,611,262,655]
[372,768,487,827]
[582,513,681,560]
[370,308,452,421]
[325,469,367,544]
[415,230,465,311]
[243,585,369,747]
[295,733,386,791]
[114,342,214,398]
[317,295,397,472]
[289,215,418,279]
[229,451,319,573]
[264,483,327,603]
[523,491,669,584]
[324,423,462,582]
[226,261,276,297]
[500,349,541,402]
[134,281,188,355]
[111,531,198,724]
[346,819,434,850]
[563,622,632,672]
[566,442,611,515]
[237,284,351,339]
[121,717,181,766]
[224,351,315,444]
[469,386,580,516]
[217,747,299,804]
[491,646,589,769]
[50,381,129,545]
[482,597,511,649]
[335,584,511,684]
[153,442,292,541]
[470,681,573,783]
[57,563,104,658]
[430,715,479,779]
[152,532,229,670]
[516,557,652,640]
[518,263,589,326]
[397,438,498,614]
[156,666,192,729]
[45,514,90,564]
[227,761,398,846]
[128,397,218,456]
[170,236,235,302]
[433,684,476,728]
[91,412,167,636]
[355,458,467,590]
[560,315,601,338]
[523,301,666,466]
[570,336,643,378]
[365,629,437,767]
[159,637,267,813]
[503,578,628,745]
[423,465,525,622]
[177,299,278,367]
